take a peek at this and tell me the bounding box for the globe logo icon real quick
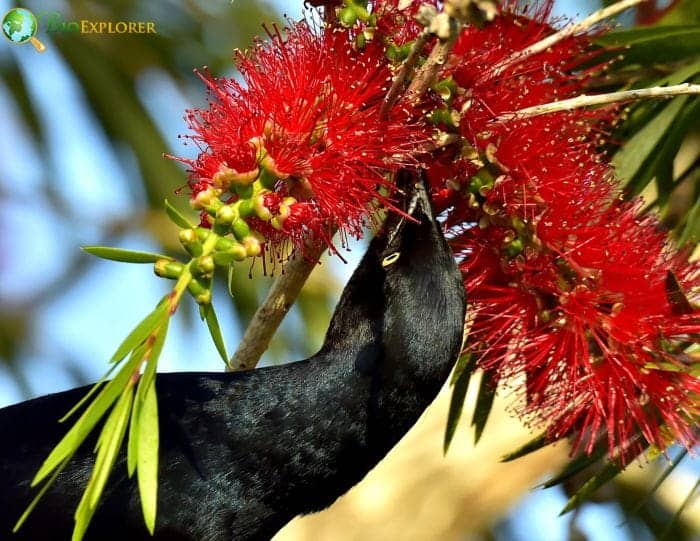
[2,7,46,52]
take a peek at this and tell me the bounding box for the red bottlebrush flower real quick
[435,1,700,463]
[372,0,439,45]
[174,21,428,252]
[253,192,333,257]
[454,200,700,461]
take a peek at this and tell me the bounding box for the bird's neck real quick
[371,237,464,446]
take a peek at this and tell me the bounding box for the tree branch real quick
[379,31,431,120]
[406,20,460,101]
[228,241,327,371]
[496,83,700,121]
[490,0,646,78]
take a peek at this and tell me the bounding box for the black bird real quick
[0,171,465,541]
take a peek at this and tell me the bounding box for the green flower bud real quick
[187,277,212,305]
[154,259,184,280]
[503,238,524,258]
[232,219,251,241]
[254,194,273,221]
[196,227,211,242]
[339,6,357,27]
[433,78,459,102]
[428,107,460,129]
[468,169,494,195]
[234,183,254,199]
[387,42,413,63]
[179,228,196,244]
[215,236,237,252]
[258,167,278,190]
[214,236,248,264]
[179,228,203,257]
[213,244,248,265]
[386,43,402,63]
[203,199,224,216]
[190,255,215,277]
[238,198,256,218]
[191,187,222,211]
[216,204,238,225]
[243,235,262,258]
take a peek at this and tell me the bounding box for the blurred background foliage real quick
[0,0,339,394]
[0,0,697,540]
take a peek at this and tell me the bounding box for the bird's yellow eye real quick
[382,252,400,267]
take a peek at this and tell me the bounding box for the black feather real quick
[0,170,465,541]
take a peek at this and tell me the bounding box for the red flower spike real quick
[174,22,429,252]
[436,1,700,464]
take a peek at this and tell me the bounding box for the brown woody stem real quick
[228,242,327,371]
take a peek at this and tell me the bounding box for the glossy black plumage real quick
[0,171,465,541]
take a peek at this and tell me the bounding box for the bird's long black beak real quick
[383,170,434,249]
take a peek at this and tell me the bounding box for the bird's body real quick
[0,172,465,541]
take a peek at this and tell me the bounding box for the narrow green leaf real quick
[596,26,700,48]
[541,442,608,489]
[501,432,550,462]
[72,386,134,541]
[138,323,168,405]
[654,158,675,209]
[110,301,168,363]
[660,477,700,540]
[444,354,475,453]
[129,321,168,475]
[89,388,134,508]
[14,455,74,533]
[32,352,142,485]
[200,303,228,365]
[164,198,195,229]
[678,194,700,245]
[632,448,688,515]
[450,352,475,385]
[471,370,496,444]
[82,246,174,264]
[595,26,700,66]
[560,460,625,515]
[613,96,688,185]
[659,0,700,24]
[59,362,119,423]
[626,95,700,197]
[123,342,147,465]
[656,58,700,87]
[127,393,140,478]
[137,382,160,534]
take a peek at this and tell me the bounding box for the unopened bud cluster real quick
[153,158,300,304]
